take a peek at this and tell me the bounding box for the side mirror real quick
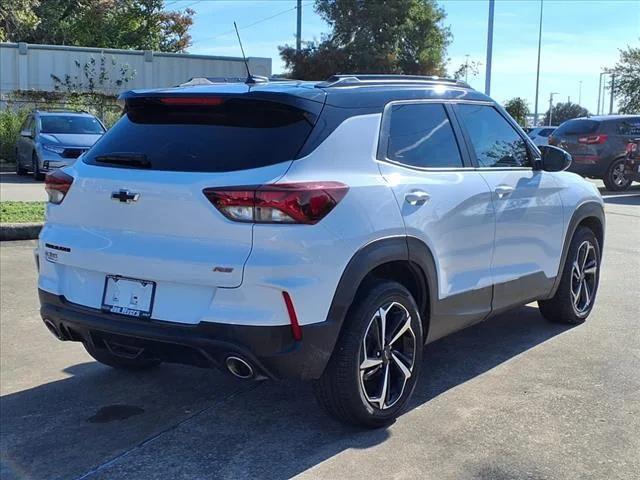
[20,129,33,138]
[538,145,571,172]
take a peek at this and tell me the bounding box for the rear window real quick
[41,115,104,134]
[84,98,314,172]
[555,119,600,136]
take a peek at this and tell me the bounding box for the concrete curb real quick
[0,223,42,241]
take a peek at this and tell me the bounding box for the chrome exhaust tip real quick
[225,356,254,379]
[43,319,62,340]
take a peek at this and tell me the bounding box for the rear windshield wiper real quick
[94,154,151,168]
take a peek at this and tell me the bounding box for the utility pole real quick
[296,0,302,52]
[597,71,607,115]
[484,0,495,95]
[548,92,558,126]
[609,74,616,115]
[578,80,582,105]
[533,0,544,126]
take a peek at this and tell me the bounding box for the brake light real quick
[158,97,224,106]
[203,182,348,224]
[44,170,74,204]
[578,134,608,145]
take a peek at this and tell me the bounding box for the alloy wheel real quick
[359,301,416,410]
[612,162,629,188]
[570,240,598,316]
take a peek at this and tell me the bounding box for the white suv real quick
[38,75,605,427]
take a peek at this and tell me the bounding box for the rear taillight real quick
[203,182,349,224]
[578,134,608,145]
[44,170,74,204]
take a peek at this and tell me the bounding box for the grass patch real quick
[0,201,46,223]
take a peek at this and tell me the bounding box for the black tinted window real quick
[385,103,462,168]
[84,99,314,172]
[540,128,554,137]
[555,119,600,135]
[617,118,640,135]
[457,104,529,168]
[41,115,104,134]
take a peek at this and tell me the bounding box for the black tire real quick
[84,342,161,371]
[15,152,28,176]
[32,154,44,181]
[313,280,423,428]
[603,158,631,191]
[538,226,601,324]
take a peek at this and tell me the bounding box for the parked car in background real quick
[38,75,605,427]
[549,115,640,191]
[15,110,106,180]
[528,126,557,146]
[623,138,640,183]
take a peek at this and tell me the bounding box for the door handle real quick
[494,185,514,199]
[405,190,430,206]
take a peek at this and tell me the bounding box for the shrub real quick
[0,107,29,162]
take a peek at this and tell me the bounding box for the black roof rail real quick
[315,74,471,89]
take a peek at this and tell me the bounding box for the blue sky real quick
[176,0,639,114]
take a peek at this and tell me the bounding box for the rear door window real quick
[617,118,640,136]
[456,104,530,168]
[84,98,315,172]
[555,119,600,136]
[381,102,464,168]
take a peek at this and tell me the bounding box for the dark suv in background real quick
[549,115,640,191]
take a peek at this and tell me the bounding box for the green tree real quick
[610,43,640,114]
[504,97,530,127]
[279,0,451,80]
[452,59,481,83]
[0,0,194,53]
[544,101,589,126]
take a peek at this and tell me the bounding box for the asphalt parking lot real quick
[1,188,639,480]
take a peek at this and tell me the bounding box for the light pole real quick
[465,54,470,83]
[578,80,582,105]
[609,74,616,114]
[296,0,302,52]
[533,0,544,126]
[548,92,558,126]
[485,0,495,95]
[596,71,608,115]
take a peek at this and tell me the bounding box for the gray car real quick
[15,110,106,180]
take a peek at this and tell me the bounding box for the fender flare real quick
[545,201,605,299]
[325,236,437,340]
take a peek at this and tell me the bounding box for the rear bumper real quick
[39,289,341,380]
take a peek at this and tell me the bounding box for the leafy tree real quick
[543,101,589,126]
[610,43,640,114]
[452,59,481,83]
[280,0,451,80]
[0,0,194,53]
[504,97,529,127]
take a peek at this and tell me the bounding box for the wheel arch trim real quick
[546,201,605,299]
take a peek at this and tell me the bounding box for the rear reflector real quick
[159,97,225,106]
[282,291,302,341]
[578,134,608,145]
[203,182,348,224]
[45,170,74,204]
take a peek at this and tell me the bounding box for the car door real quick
[16,115,34,165]
[453,103,564,312]
[377,101,496,341]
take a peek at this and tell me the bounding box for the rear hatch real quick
[41,87,324,322]
[549,119,602,164]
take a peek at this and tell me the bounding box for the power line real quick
[192,2,311,44]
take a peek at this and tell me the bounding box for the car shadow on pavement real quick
[602,194,640,206]
[0,172,41,185]
[0,305,574,480]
